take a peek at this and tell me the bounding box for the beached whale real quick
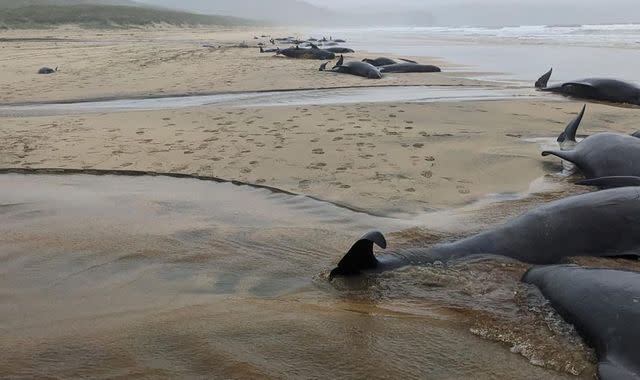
[324,47,355,54]
[542,105,640,179]
[523,265,640,380]
[362,57,418,67]
[535,68,640,105]
[319,55,382,79]
[329,187,640,277]
[379,63,441,73]
[277,46,335,60]
[38,66,57,74]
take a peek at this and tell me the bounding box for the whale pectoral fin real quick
[541,149,577,164]
[535,68,553,89]
[329,231,386,278]
[399,58,417,64]
[632,131,640,138]
[558,104,586,143]
[319,62,328,71]
[576,176,640,189]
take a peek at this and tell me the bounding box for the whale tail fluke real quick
[260,46,264,53]
[535,68,553,89]
[558,104,586,143]
[329,231,386,279]
[576,176,640,189]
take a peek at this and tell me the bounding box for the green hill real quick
[0,2,257,28]
[0,0,139,7]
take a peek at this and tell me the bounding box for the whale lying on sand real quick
[330,187,640,277]
[523,265,640,380]
[535,68,640,105]
[542,105,640,180]
[319,55,382,79]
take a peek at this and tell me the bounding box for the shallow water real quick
[0,86,540,117]
[314,26,640,83]
[0,173,595,378]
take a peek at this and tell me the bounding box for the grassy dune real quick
[0,4,257,28]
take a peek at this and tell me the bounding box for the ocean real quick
[315,24,640,83]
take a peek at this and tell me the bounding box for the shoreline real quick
[0,83,511,107]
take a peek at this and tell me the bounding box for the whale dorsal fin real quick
[333,54,344,69]
[577,176,640,189]
[558,104,586,143]
[329,231,386,278]
[535,68,553,89]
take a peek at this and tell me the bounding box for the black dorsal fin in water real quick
[329,231,386,278]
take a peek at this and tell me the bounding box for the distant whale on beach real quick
[362,57,418,67]
[379,63,441,73]
[319,55,382,79]
[276,45,335,60]
[330,187,640,277]
[535,68,640,105]
[523,265,640,380]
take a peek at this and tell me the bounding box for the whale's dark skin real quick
[319,55,382,79]
[329,187,640,277]
[362,57,418,67]
[38,66,57,74]
[379,63,441,73]
[276,46,335,60]
[535,68,640,105]
[324,47,355,53]
[523,265,640,380]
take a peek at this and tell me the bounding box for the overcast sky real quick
[135,0,640,26]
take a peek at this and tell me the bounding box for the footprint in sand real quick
[413,143,424,148]
[312,148,324,154]
[425,156,436,162]
[421,170,433,178]
[298,180,311,190]
[307,162,327,169]
[457,185,470,194]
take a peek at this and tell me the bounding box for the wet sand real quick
[0,174,594,379]
[1,98,638,214]
[1,25,639,378]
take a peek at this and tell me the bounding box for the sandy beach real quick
[1,27,637,213]
[2,25,639,379]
